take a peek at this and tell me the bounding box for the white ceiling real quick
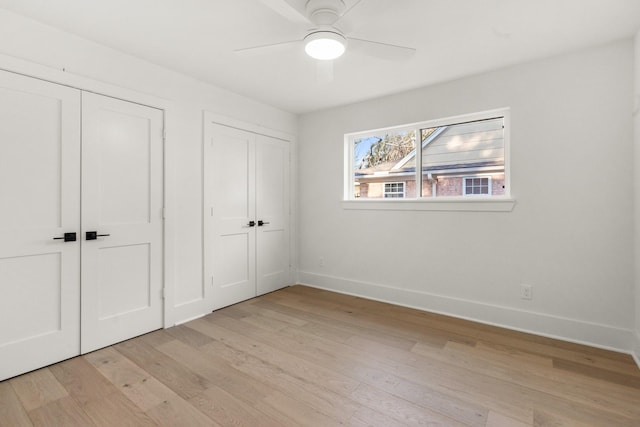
[1,0,640,114]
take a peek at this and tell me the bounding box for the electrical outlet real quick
[319,257,325,267]
[521,284,532,300]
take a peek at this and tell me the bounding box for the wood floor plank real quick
[49,357,117,406]
[9,368,68,412]
[350,382,467,426]
[152,338,275,405]
[188,386,279,427]
[486,411,532,427]
[84,347,178,412]
[145,397,217,427]
[27,396,96,427]
[81,392,158,427]
[163,324,215,348]
[0,381,33,427]
[114,338,210,400]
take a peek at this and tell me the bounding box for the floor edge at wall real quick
[297,271,633,355]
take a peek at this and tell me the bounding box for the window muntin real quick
[464,176,491,196]
[346,109,509,201]
[384,182,405,198]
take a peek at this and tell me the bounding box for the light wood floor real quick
[1,285,639,426]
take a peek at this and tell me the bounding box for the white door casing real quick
[0,71,81,381]
[80,92,164,354]
[204,122,290,311]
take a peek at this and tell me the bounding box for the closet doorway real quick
[204,121,291,311]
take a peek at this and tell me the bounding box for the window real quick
[384,182,405,198]
[464,176,491,196]
[345,108,510,207]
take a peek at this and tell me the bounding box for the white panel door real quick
[80,92,163,353]
[205,124,256,311]
[0,71,81,380]
[255,135,290,295]
[205,122,290,310]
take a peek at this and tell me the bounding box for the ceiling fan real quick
[235,0,416,62]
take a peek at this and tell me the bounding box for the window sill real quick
[341,197,516,212]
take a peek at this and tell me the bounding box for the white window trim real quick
[343,108,515,212]
[463,176,492,197]
[383,181,405,198]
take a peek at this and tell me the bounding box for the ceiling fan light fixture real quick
[304,31,347,60]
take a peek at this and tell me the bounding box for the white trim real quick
[342,197,515,212]
[298,271,634,353]
[634,332,640,369]
[204,111,294,142]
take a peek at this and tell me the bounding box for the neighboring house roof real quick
[356,117,504,179]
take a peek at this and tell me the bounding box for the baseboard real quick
[298,271,634,354]
[633,332,640,369]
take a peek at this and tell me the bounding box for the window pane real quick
[354,131,416,199]
[420,117,503,197]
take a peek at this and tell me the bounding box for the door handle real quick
[258,220,270,226]
[86,231,110,240]
[53,232,77,242]
[246,221,256,227]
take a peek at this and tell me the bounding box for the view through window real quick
[347,110,508,200]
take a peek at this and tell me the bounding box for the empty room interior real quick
[2,0,640,425]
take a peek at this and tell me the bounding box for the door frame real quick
[202,111,296,311]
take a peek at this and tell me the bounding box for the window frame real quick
[343,108,514,212]
[383,182,406,198]
[463,176,492,197]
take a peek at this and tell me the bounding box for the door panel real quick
[256,136,290,295]
[98,109,152,225]
[81,92,163,354]
[0,71,81,381]
[205,124,256,310]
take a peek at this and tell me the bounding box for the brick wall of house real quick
[356,173,505,198]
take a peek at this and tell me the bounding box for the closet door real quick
[204,122,290,311]
[255,135,290,295]
[0,71,81,381]
[205,124,257,310]
[80,92,164,353]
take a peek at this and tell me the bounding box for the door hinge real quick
[161,288,166,300]
[162,207,166,219]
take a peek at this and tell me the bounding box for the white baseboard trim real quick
[633,332,640,369]
[298,271,634,354]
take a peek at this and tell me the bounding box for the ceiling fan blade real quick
[234,39,302,56]
[258,0,310,24]
[347,37,416,61]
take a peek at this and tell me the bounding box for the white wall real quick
[298,39,635,351]
[0,10,297,326]
[634,30,640,365]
